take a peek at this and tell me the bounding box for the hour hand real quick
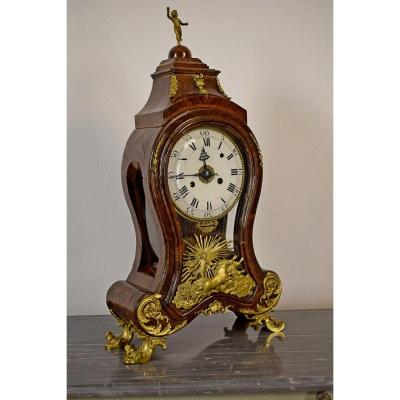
[199,147,209,163]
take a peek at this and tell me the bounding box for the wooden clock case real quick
[105,45,284,364]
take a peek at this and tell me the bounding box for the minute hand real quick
[168,172,200,179]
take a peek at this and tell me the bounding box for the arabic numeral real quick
[186,207,195,216]
[171,150,179,159]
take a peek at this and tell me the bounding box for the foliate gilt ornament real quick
[169,75,179,98]
[192,73,208,95]
[138,293,187,336]
[240,271,285,332]
[201,300,232,315]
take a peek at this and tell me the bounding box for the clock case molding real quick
[105,45,284,364]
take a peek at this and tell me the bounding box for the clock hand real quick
[168,171,218,180]
[168,172,200,179]
[199,147,210,166]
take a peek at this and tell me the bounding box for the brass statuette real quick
[166,7,188,45]
[138,293,187,336]
[193,73,208,95]
[216,77,231,100]
[240,271,285,332]
[169,75,179,98]
[172,235,255,310]
[201,300,231,315]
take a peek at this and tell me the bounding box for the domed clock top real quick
[105,8,285,365]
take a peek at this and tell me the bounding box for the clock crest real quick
[105,8,285,364]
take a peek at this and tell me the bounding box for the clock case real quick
[105,45,284,364]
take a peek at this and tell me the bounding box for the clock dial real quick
[167,126,245,221]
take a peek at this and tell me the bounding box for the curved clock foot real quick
[123,333,167,364]
[256,331,285,352]
[245,312,285,332]
[105,310,135,351]
[264,331,285,348]
[264,313,285,332]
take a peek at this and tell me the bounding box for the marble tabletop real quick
[67,309,332,398]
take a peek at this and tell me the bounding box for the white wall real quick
[68,0,332,315]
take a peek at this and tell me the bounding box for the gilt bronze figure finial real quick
[166,7,188,45]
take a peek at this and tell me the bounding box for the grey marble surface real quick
[67,309,332,398]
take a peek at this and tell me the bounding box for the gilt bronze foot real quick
[123,331,167,364]
[246,311,285,332]
[105,310,135,351]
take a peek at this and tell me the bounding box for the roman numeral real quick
[173,192,180,201]
[227,183,236,193]
[179,157,188,161]
[220,197,226,203]
[203,137,210,146]
[227,153,234,160]
[207,201,212,210]
[231,168,240,175]
[218,141,222,149]
[179,185,189,198]
[189,142,197,151]
[191,197,199,208]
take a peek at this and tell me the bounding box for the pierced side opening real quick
[126,164,159,277]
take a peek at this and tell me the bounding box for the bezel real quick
[167,124,246,222]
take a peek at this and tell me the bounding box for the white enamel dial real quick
[167,126,245,221]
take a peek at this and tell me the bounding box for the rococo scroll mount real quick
[105,8,285,364]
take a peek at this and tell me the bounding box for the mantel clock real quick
[105,8,285,364]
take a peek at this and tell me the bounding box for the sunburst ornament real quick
[172,234,256,310]
[181,235,232,282]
